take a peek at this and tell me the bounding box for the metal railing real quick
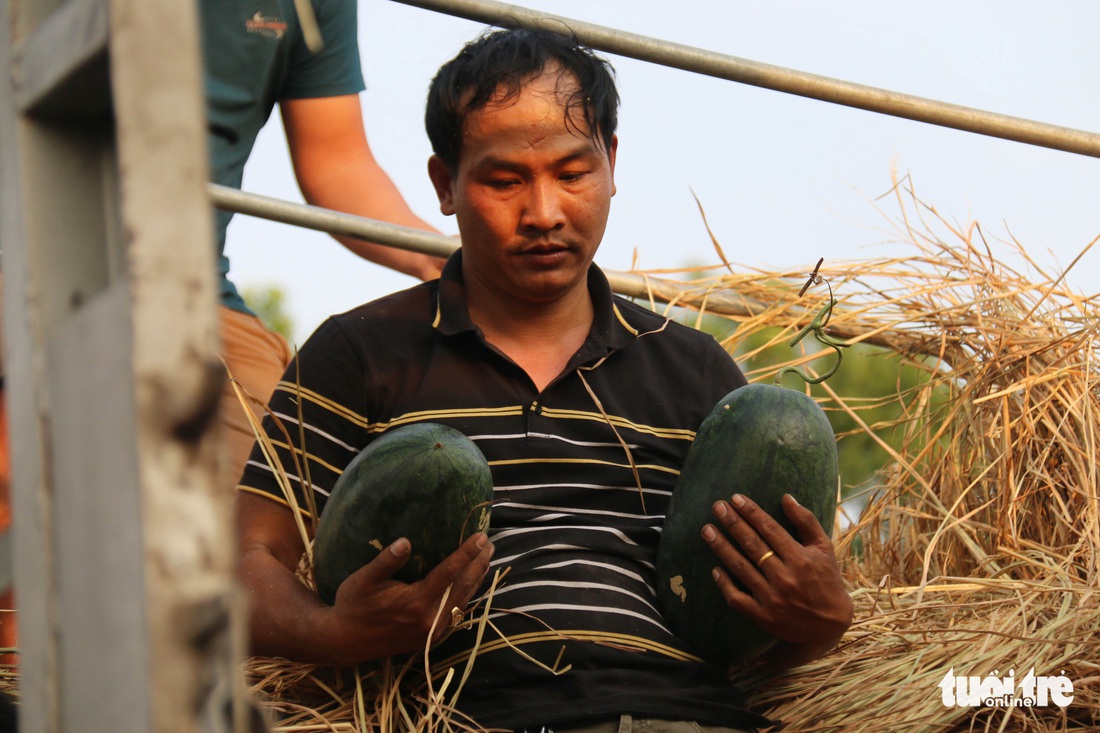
[209,183,767,318]
[210,183,938,356]
[213,0,1098,356]
[389,0,1100,158]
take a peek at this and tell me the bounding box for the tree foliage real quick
[677,308,944,497]
[241,284,295,342]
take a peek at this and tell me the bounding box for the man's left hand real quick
[701,493,853,668]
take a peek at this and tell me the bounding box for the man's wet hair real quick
[426,28,620,171]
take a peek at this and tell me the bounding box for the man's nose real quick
[520,179,566,232]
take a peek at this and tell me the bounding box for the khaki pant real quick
[219,306,293,490]
[550,715,753,733]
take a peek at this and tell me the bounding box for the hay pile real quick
[244,183,1100,732]
[705,183,1100,732]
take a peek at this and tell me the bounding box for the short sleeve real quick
[281,0,365,100]
[237,317,370,517]
[703,333,748,405]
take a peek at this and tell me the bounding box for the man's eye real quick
[560,171,586,182]
[487,179,519,189]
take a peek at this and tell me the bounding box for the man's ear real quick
[427,155,456,216]
[608,135,618,197]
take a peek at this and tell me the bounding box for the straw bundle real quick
[243,179,1099,732]
[704,181,1099,732]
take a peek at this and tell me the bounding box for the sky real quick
[225,0,1100,345]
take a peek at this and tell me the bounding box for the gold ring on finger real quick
[755,550,776,568]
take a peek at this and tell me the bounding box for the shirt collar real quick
[433,250,638,358]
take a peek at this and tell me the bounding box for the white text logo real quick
[938,668,1074,708]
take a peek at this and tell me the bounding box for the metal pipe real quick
[209,183,940,356]
[389,0,1100,159]
[209,183,459,259]
[208,183,763,312]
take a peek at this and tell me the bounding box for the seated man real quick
[236,28,852,733]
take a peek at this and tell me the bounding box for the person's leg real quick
[218,307,293,489]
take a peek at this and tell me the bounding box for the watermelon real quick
[312,423,493,604]
[655,383,838,665]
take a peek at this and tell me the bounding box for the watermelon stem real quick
[775,285,850,386]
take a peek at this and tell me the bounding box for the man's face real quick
[429,69,617,307]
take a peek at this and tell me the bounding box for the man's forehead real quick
[466,63,581,112]
[457,68,597,149]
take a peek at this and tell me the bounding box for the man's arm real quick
[702,493,853,671]
[237,491,493,664]
[280,95,446,282]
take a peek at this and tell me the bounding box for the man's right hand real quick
[236,491,494,665]
[325,532,494,662]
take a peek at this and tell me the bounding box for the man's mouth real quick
[516,243,572,268]
[519,241,570,255]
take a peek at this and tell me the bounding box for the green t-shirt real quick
[201,0,366,312]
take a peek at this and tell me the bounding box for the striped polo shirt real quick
[239,253,769,731]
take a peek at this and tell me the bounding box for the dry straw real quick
[0,179,1093,733]
[240,179,1099,731]
[704,178,1098,733]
